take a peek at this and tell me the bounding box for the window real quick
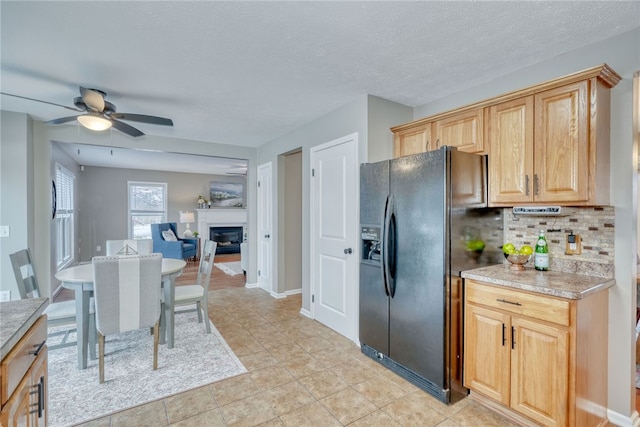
[128,182,167,239]
[55,164,75,269]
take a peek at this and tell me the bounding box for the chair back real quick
[197,240,217,287]
[150,222,178,241]
[92,253,162,336]
[9,249,40,299]
[106,239,153,256]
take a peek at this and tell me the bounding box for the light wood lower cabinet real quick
[1,315,48,427]
[464,280,608,427]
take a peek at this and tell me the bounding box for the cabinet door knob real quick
[344,248,353,254]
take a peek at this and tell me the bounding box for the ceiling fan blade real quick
[80,86,105,112]
[46,115,79,125]
[109,113,173,126]
[0,92,83,112]
[110,118,144,137]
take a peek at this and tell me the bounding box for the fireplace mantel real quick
[195,209,247,239]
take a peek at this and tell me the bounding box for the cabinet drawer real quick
[466,280,570,326]
[1,315,47,406]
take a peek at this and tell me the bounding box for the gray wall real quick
[77,166,243,262]
[412,27,640,421]
[50,142,82,289]
[0,111,34,299]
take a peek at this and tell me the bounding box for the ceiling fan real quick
[1,86,173,137]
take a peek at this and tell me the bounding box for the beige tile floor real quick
[75,286,518,427]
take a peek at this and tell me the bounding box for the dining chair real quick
[105,239,153,256]
[92,253,162,383]
[172,240,216,334]
[10,248,97,357]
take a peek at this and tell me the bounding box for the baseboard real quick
[300,308,312,318]
[269,291,286,299]
[244,282,259,288]
[270,288,301,299]
[608,408,640,427]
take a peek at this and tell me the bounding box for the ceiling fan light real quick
[77,113,112,131]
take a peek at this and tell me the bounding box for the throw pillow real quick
[162,229,178,241]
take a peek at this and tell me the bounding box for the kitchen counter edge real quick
[461,264,615,300]
[0,298,49,360]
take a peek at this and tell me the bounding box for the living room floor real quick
[61,254,517,427]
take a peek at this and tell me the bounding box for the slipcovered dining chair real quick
[106,239,153,256]
[92,253,163,383]
[10,248,97,357]
[172,240,216,334]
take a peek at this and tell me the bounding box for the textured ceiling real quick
[1,1,639,150]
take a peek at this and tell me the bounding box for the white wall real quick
[413,27,640,422]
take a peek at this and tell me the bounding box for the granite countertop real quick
[461,264,615,300]
[0,298,48,360]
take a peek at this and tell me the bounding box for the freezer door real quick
[389,150,447,388]
[359,160,390,353]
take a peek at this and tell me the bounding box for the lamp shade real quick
[179,211,195,224]
[77,113,112,131]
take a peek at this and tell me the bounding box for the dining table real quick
[54,257,186,369]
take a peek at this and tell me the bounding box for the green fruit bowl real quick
[504,253,531,271]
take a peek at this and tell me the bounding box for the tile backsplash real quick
[503,206,614,278]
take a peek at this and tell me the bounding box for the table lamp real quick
[179,211,195,238]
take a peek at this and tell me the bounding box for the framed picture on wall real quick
[210,182,244,208]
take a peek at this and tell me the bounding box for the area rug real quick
[215,261,243,276]
[47,311,246,427]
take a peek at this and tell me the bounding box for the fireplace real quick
[210,226,243,254]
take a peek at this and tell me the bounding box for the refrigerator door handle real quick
[380,194,390,297]
[386,196,397,298]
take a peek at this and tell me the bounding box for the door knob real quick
[265,234,270,239]
[344,248,353,254]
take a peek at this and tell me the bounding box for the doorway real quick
[278,150,303,295]
[257,162,273,294]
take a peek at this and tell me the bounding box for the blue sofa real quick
[150,222,197,260]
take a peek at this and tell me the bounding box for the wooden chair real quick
[172,240,216,334]
[92,253,162,383]
[106,239,153,256]
[10,248,97,357]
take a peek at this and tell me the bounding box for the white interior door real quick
[257,162,273,294]
[311,133,359,342]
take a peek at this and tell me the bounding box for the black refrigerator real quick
[359,147,502,403]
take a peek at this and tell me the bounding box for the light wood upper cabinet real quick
[433,108,484,153]
[534,82,588,203]
[489,96,534,204]
[489,80,601,205]
[392,64,620,206]
[393,123,431,157]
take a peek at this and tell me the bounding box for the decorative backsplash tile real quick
[503,206,615,278]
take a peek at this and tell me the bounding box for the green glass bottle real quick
[534,230,549,271]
